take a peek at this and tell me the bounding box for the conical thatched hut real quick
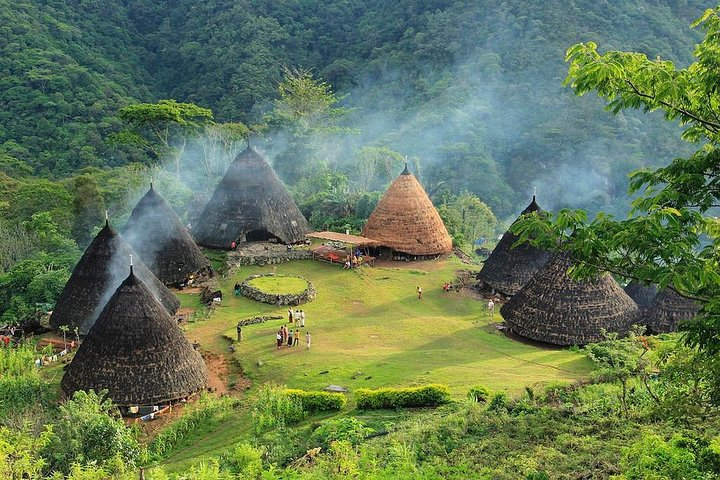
[623,280,658,308]
[640,287,700,334]
[476,195,551,296]
[500,253,639,346]
[61,270,208,407]
[192,147,310,248]
[50,221,180,335]
[123,185,211,286]
[361,164,452,258]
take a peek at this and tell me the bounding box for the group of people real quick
[343,248,365,269]
[288,308,306,327]
[276,325,311,349]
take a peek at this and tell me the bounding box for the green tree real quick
[437,192,497,250]
[513,7,720,355]
[115,100,214,177]
[266,67,352,181]
[351,146,405,192]
[42,390,140,475]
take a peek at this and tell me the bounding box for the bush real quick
[285,389,347,412]
[468,385,491,403]
[219,442,264,477]
[311,418,375,449]
[355,384,451,410]
[487,392,509,413]
[251,384,305,433]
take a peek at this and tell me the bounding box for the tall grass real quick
[0,342,53,419]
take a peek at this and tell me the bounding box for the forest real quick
[3,1,720,479]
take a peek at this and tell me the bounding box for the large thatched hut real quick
[50,221,180,335]
[192,147,310,248]
[361,164,452,258]
[123,185,211,286]
[476,195,551,296]
[61,269,208,407]
[500,253,639,346]
[623,280,658,308]
[640,287,700,334]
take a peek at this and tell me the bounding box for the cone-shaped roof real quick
[500,253,639,346]
[50,222,180,335]
[640,287,700,334]
[61,271,207,406]
[623,280,658,308]
[123,185,210,285]
[192,147,310,247]
[476,195,551,296]
[361,167,452,256]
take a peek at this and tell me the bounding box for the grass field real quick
[161,255,592,471]
[246,275,309,295]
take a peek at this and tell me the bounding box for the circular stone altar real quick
[239,273,316,306]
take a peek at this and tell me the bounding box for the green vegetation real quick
[355,384,451,409]
[246,275,310,296]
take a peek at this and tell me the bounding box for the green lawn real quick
[246,275,309,295]
[185,257,592,396]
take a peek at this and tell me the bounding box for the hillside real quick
[0,0,707,216]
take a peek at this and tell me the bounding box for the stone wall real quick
[233,250,312,266]
[239,273,316,306]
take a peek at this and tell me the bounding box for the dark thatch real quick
[61,270,208,406]
[476,195,551,296]
[50,222,180,335]
[500,253,639,346]
[192,147,310,248]
[640,287,700,334]
[361,165,452,256]
[123,185,211,285]
[623,280,658,308]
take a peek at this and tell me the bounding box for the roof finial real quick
[401,156,410,175]
[150,181,154,191]
[105,210,109,227]
[129,254,134,275]
[533,186,536,201]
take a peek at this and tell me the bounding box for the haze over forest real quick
[0,0,707,221]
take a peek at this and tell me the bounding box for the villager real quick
[417,286,423,300]
[276,295,281,306]
[282,325,289,343]
[288,308,293,324]
[230,240,237,250]
[306,331,311,349]
[487,299,495,316]
[276,329,283,348]
[288,329,294,346]
[294,312,300,328]
[300,310,305,328]
[236,324,242,342]
[234,283,241,296]
[293,329,299,346]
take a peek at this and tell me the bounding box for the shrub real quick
[251,384,305,433]
[285,389,347,412]
[355,384,451,410]
[311,418,375,449]
[219,442,264,477]
[468,385,491,403]
[487,392,509,413]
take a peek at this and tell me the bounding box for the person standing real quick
[487,299,495,317]
[300,310,306,328]
[236,323,242,342]
[294,311,300,328]
[288,308,293,324]
[306,331,312,350]
[288,329,294,347]
[417,286,423,300]
[276,329,283,349]
[293,329,299,346]
[282,325,289,344]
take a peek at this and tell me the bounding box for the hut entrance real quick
[245,229,281,243]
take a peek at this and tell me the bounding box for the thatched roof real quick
[500,253,639,346]
[50,221,180,335]
[192,147,310,248]
[307,231,379,246]
[623,280,658,308]
[640,287,700,334]
[61,270,207,406]
[123,185,210,285]
[360,166,452,256]
[476,195,551,296]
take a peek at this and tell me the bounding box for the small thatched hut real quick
[50,221,180,335]
[61,269,208,407]
[500,253,639,346]
[476,195,551,296]
[192,147,310,248]
[361,164,452,258]
[123,185,211,286]
[623,280,658,308]
[640,287,700,334]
